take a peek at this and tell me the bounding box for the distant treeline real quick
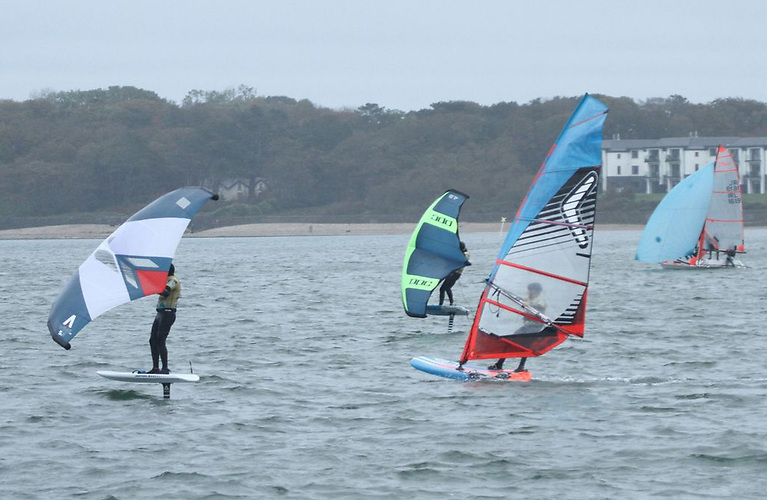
[3,86,767,224]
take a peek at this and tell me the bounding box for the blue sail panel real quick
[47,273,92,349]
[402,190,469,318]
[127,187,219,222]
[47,187,218,349]
[635,163,714,263]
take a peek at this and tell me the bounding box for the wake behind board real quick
[97,370,199,384]
[425,304,470,316]
[410,356,531,381]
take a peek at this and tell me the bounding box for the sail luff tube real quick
[459,94,607,365]
[47,187,218,349]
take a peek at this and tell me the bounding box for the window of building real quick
[695,164,699,171]
[694,151,699,157]
[709,147,717,156]
[617,165,621,175]
[617,153,621,159]
[631,165,638,175]
[631,151,638,159]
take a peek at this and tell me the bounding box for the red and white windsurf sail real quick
[697,145,744,258]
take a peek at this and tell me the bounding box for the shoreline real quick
[0,222,647,240]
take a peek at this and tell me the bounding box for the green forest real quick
[3,86,767,228]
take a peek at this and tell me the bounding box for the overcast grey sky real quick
[2,0,766,111]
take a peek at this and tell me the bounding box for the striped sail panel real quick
[47,187,217,349]
[702,146,744,252]
[402,189,469,317]
[460,94,607,363]
[635,163,714,263]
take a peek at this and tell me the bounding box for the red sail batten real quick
[496,259,588,287]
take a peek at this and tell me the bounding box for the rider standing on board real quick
[439,241,471,306]
[148,264,180,374]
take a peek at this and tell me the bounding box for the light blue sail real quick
[635,163,714,263]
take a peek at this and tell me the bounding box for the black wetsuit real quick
[439,249,470,305]
[439,270,461,305]
[150,308,176,372]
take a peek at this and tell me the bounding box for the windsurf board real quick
[425,304,470,316]
[410,356,532,381]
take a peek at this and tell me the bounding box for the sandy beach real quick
[0,222,645,240]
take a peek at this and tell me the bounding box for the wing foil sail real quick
[401,189,469,317]
[47,187,218,349]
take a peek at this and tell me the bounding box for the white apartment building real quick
[602,136,767,194]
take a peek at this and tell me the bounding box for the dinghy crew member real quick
[439,241,471,306]
[148,264,180,375]
[489,282,546,372]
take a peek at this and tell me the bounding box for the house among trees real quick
[206,178,267,201]
[602,135,767,194]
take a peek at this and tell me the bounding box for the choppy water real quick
[2,228,767,499]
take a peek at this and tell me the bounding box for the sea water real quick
[1,229,767,499]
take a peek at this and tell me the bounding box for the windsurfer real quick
[439,241,471,306]
[488,282,546,372]
[148,264,180,374]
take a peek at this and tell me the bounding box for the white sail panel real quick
[108,218,192,257]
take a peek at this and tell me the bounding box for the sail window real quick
[126,257,160,269]
[95,249,118,273]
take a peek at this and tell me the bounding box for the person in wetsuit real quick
[148,263,180,374]
[488,281,546,372]
[439,241,471,306]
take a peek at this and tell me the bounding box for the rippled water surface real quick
[2,228,767,499]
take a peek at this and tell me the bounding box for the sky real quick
[2,0,767,111]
